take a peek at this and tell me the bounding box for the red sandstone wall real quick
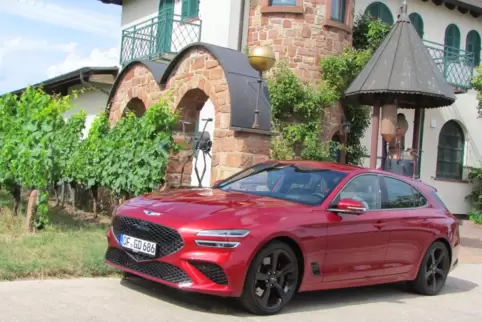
[248,0,354,83]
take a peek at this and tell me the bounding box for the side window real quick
[431,190,448,210]
[382,176,427,209]
[336,174,381,210]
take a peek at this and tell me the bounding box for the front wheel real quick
[239,241,299,315]
[409,241,451,295]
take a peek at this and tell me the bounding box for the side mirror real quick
[328,198,366,215]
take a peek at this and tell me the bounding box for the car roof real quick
[262,160,364,172]
[261,160,435,191]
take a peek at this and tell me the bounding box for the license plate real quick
[119,234,157,256]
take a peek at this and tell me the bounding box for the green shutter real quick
[409,13,424,38]
[182,0,199,20]
[365,2,394,25]
[444,24,460,59]
[190,0,199,18]
[157,0,174,53]
[466,30,481,66]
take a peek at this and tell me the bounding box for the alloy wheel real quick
[425,246,449,292]
[252,249,297,311]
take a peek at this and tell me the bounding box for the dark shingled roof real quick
[5,66,119,97]
[344,2,456,108]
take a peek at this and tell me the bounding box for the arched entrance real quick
[107,43,273,189]
[122,97,146,117]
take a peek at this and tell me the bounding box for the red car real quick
[104,161,460,315]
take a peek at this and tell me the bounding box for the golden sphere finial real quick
[248,46,276,72]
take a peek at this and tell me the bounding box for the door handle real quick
[374,221,386,230]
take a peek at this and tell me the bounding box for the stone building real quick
[99,0,357,186]
[247,0,355,146]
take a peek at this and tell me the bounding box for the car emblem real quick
[143,210,162,216]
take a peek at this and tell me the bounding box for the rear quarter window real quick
[431,190,449,210]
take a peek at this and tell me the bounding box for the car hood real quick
[118,188,309,228]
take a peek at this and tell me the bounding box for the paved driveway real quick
[1,263,481,322]
[2,220,482,322]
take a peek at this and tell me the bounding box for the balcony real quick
[423,39,475,91]
[120,14,202,65]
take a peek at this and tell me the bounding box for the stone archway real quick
[107,45,272,189]
[123,97,146,117]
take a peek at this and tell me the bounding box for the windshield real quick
[215,163,347,206]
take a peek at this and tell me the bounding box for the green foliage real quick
[319,47,372,98]
[467,166,482,224]
[0,93,20,188]
[73,113,110,190]
[471,66,482,118]
[101,96,179,198]
[352,12,392,51]
[266,13,390,165]
[54,110,86,185]
[13,87,71,189]
[467,166,482,210]
[318,13,390,164]
[469,209,482,225]
[0,87,179,229]
[0,87,75,228]
[267,61,338,161]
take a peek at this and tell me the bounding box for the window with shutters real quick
[181,0,199,21]
[436,120,465,180]
[444,24,461,60]
[365,2,394,25]
[466,30,481,66]
[408,12,424,38]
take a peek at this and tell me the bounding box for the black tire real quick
[239,241,299,315]
[409,241,451,295]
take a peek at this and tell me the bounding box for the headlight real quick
[195,240,240,248]
[196,229,250,238]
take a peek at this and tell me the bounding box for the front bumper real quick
[104,219,250,297]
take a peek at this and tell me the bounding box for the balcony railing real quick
[423,39,475,90]
[120,14,202,65]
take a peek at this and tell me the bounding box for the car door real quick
[378,175,434,275]
[322,173,390,282]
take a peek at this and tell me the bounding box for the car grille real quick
[105,247,192,284]
[190,261,228,285]
[112,215,184,260]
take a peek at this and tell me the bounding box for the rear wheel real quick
[239,241,299,315]
[409,241,450,295]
